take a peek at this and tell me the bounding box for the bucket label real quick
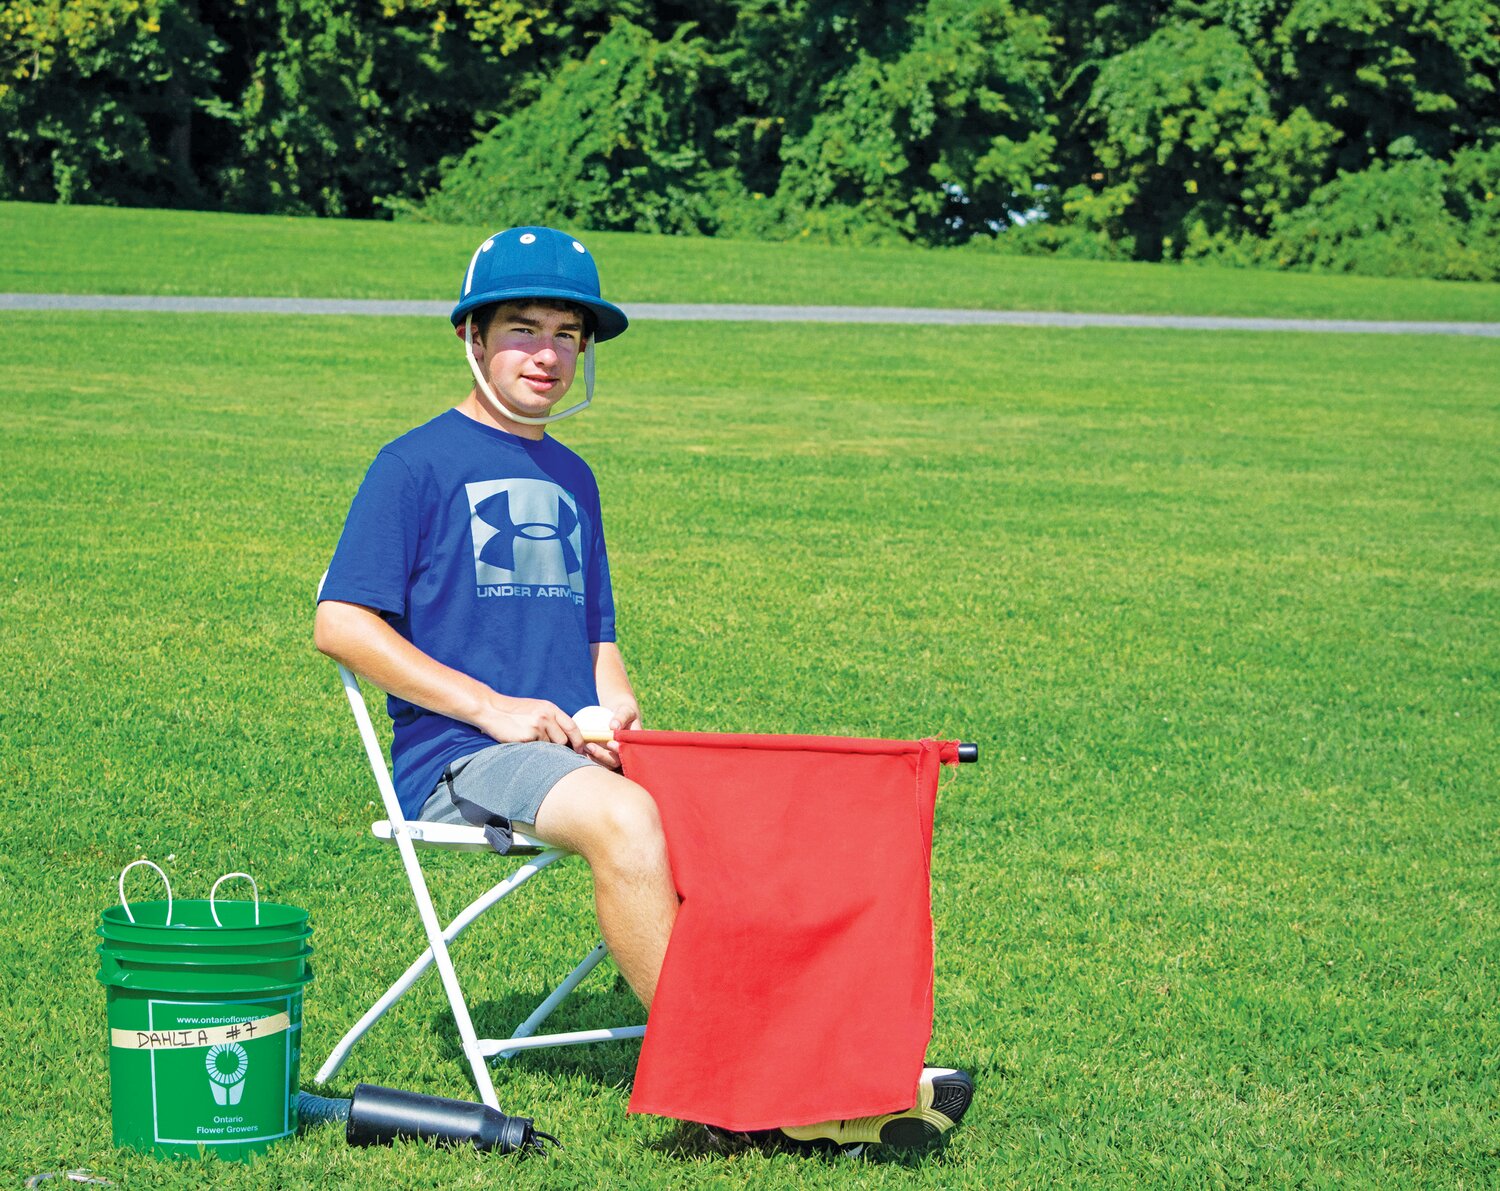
[144,997,298,1146]
[111,1011,291,1051]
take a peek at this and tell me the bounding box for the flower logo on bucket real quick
[206,1042,249,1106]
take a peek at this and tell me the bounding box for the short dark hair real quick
[475,298,594,341]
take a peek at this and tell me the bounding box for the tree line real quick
[2,0,1496,279]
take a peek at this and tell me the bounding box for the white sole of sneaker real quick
[779,1067,974,1148]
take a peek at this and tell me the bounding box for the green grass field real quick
[2,210,1498,1188]
[6,200,1500,323]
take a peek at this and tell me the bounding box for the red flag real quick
[619,730,958,1130]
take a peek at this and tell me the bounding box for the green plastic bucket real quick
[97,925,314,957]
[99,898,309,951]
[99,863,314,1161]
[98,943,314,987]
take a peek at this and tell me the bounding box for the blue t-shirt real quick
[320,408,615,818]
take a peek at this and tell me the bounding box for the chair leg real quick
[479,1022,647,1059]
[315,849,569,1085]
[496,941,610,1060]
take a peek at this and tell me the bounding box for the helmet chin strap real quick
[465,316,593,426]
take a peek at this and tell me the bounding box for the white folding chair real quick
[314,657,646,1109]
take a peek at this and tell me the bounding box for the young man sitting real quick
[315,226,972,1150]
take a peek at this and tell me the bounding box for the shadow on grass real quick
[434,993,975,1170]
[648,1119,968,1168]
[429,988,645,1088]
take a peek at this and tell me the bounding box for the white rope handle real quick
[209,872,260,927]
[119,859,172,925]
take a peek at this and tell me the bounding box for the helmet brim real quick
[450,286,629,342]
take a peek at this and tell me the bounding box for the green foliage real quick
[1264,145,1500,280]
[2,0,1497,279]
[416,20,731,234]
[1017,0,1497,275]
[0,0,626,215]
[422,0,1057,245]
[1271,0,1500,170]
[225,2,423,217]
[1446,140,1500,274]
[996,197,1137,260]
[773,0,1056,244]
[0,0,210,205]
[714,0,918,197]
[1074,20,1339,259]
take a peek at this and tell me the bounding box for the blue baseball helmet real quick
[451,227,629,342]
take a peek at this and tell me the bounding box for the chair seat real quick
[371,820,549,853]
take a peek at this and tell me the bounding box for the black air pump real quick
[298,1084,558,1154]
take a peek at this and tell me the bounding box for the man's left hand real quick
[585,700,641,770]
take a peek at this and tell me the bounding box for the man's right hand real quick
[315,601,586,752]
[480,696,584,752]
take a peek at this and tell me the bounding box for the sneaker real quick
[778,1067,974,1149]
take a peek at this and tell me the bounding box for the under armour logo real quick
[473,489,580,573]
[466,478,585,593]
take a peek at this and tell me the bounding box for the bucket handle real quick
[119,859,172,925]
[210,872,260,927]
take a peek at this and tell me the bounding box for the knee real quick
[587,782,670,881]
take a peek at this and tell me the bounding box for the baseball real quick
[572,704,615,738]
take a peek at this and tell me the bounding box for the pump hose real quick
[297,1085,557,1154]
[296,1091,352,1128]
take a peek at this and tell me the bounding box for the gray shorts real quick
[417,742,595,829]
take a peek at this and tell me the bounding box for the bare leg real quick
[529,766,677,1008]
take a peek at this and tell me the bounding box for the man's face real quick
[467,302,586,421]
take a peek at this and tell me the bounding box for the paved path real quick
[3,293,1496,337]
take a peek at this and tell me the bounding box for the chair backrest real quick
[335,660,411,829]
[319,571,410,829]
